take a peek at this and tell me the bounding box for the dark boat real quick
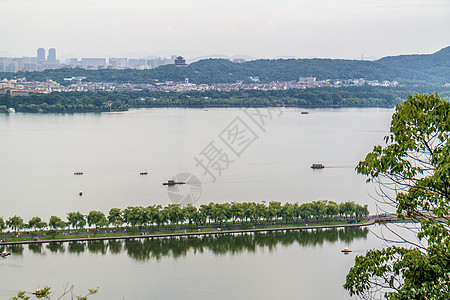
[140,172,148,175]
[163,180,185,186]
[341,247,352,254]
[311,164,325,169]
[74,172,84,175]
[301,111,309,114]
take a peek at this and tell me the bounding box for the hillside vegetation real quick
[1,86,449,113]
[2,47,449,85]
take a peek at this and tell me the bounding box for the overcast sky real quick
[1,0,449,60]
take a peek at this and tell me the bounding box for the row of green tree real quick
[1,47,449,84]
[0,200,369,233]
[0,91,128,112]
[1,86,449,112]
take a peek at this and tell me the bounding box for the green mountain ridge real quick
[376,46,450,83]
[1,47,449,85]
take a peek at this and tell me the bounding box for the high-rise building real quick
[128,59,147,68]
[116,58,127,68]
[68,58,80,66]
[81,58,106,68]
[6,62,19,72]
[109,58,119,69]
[109,58,127,68]
[47,48,56,62]
[37,48,46,62]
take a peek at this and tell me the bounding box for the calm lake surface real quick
[0,107,398,299]
[0,107,393,219]
[0,224,421,300]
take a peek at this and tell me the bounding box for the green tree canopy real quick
[67,212,86,230]
[27,216,42,231]
[122,206,145,227]
[107,208,123,227]
[48,216,66,230]
[6,215,24,232]
[87,211,107,229]
[344,93,450,299]
[0,217,5,232]
[11,285,98,300]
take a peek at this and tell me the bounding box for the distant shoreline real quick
[1,104,397,115]
[0,219,375,246]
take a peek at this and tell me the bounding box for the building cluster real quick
[332,78,399,88]
[212,77,398,91]
[0,48,186,72]
[0,76,399,96]
[0,48,60,72]
[70,56,178,70]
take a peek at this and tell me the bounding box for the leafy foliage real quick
[6,215,24,232]
[344,93,450,299]
[0,217,5,232]
[2,201,369,234]
[67,212,86,230]
[1,86,449,113]
[48,216,65,230]
[10,285,98,300]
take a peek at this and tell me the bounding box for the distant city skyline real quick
[1,46,448,62]
[0,47,181,72]
[0,0,449,60]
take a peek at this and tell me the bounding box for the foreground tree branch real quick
[345,93,450,299]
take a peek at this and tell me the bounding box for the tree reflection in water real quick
[11,227,368,260]
[67,241,85,254]
[46,242,65,254]
[28,243,44,255]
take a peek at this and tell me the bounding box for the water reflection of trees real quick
[3,244,24,255]
[17,227,368,260]
[28,243,44,255]
[123,227,368,261]
[46,242,65,253]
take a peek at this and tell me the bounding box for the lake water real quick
[0,107,393,220]
[0,223,422,300]
[0,107,399,299]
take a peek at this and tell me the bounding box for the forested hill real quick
[377,46,450,83]
[2,47,449,85]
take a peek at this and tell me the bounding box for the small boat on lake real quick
[1,251,11,258]
[311,164,325,169]
[341,247,352,254]
[140,172,148,175]
[301,111,309,114]
[163,180,185,186]
[32,289,43,295]
[74,172,84,175]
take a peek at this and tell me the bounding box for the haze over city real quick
[1,0,449,60]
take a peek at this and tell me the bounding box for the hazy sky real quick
[1,0,449,59]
